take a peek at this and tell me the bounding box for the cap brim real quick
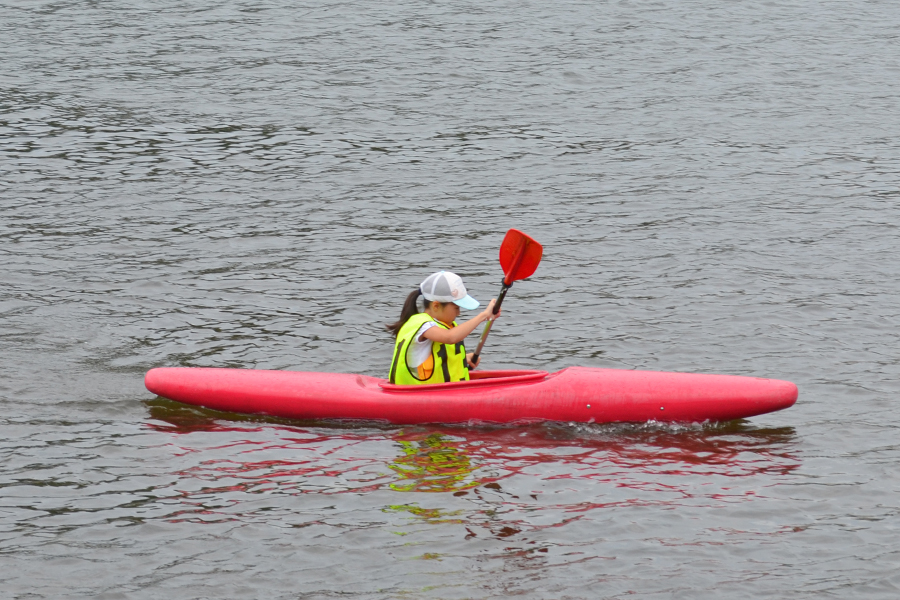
[453,295,480,310]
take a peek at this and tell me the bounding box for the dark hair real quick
[386,289,449,337]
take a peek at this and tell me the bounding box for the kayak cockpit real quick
[378,369,549,393]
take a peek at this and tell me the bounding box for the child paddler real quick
[386,271,500,385]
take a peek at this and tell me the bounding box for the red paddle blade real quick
[499,229,543,285]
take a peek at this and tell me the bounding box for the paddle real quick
[469,228,543,368]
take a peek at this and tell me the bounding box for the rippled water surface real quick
[3,0,900,597]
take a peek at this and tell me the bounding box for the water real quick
[3,0,900,597]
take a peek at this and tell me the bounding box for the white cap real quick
[420,271,480,310]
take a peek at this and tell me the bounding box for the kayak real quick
[144,366,797,425]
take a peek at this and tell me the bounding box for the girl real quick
[386,271,500,385]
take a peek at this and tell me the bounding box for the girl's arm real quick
[422,300,499,345]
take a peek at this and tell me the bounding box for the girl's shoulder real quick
[400,312,435,335]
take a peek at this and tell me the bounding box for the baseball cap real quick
[420,271,480,310]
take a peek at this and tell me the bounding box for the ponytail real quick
[386,289,423,337]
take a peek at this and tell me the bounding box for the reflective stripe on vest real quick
[388,312,470,385]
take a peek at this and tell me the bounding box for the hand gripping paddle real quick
[469,229,543,368]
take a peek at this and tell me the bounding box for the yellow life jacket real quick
[389,312,470,385]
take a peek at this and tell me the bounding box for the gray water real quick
[3,0,900,597]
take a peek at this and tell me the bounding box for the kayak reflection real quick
[144,398,800,504]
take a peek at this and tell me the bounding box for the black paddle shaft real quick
[469,280,512,368]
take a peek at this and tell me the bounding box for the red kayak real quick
[144,367,797,425]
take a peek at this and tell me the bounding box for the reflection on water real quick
[389,432,480,493]
[135,395,806,578]
[143,397,800,524]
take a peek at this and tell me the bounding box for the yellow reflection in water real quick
[384,503,464,524]
[388,432,480,493]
